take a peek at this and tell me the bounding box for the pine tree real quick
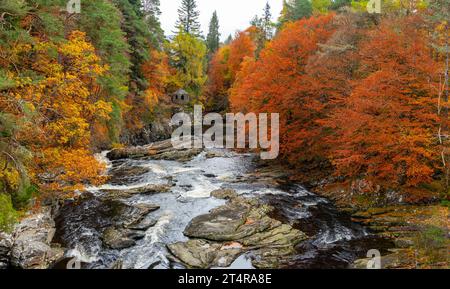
[262,2,273,40]
[175,0,202,37]
[114,0,151,91]
[250,2,274,57]
[225,34,233,45]
[206,11,220,57]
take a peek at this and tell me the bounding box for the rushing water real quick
[53,149,394,269]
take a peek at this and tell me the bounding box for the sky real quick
[160,0,283,41]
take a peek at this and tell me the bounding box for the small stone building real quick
[172,89,190,105]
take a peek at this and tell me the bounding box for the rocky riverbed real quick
[3,139,425,269]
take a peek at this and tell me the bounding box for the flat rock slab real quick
[167,239,242,269]
[100,184,171,200]
[102,227,146,250]
[183,199,253,241]
[106,138,202,162]
[171,197,308,269]
[108,166,152,185]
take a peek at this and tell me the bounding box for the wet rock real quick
[150,149,202,162]
[117,203,160,228]
[184,198,283,242]
[205,151,229,159]
[109,166,152,185]
[241,224,307,248]
[107,139,174,160]
[210,189,238,200]
[10,208,64,269]
[353,249,416,269]
[183,199,252,241]
[125,218,157,231]
[167,239,242,269]
[174,197,307,269]
[100,184,171,199]
[251,246,297,269]
[107,138,202,162]
[102,227,145,250]
[0,233,12,268]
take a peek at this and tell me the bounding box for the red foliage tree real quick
[205,29,256,111]
[327,16,441,189]
[229,14,336,162]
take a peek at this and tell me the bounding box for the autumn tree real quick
[427,0,450,193]
[1,31,110,195]
[326,16,441,196]
[124,49,171,140]
[167,29,207,98]
[205,28,256,111]
[230,14,336,162]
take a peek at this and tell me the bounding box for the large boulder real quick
[211,189,238,200]
[0,233,12,268]
[101,202,159,249]
[183,199,253,241]
[102,227,145,250]
[170,197,307,269]
[108,166,152,186]
[106,138,201,162]
[10,207,64,269]
[167,239,242,269]
[100,184,171,200]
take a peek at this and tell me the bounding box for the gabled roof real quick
[174,89,189,96]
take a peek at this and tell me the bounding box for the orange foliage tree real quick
[326,16,441,190]
[124,48,170,137]
[205,29,256,111]
[1,31,110,195]
[229,14,336,162]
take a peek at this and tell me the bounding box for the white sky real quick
[160,0,283,40]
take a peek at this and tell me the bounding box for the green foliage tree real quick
[277,0,313,29]
[0,194,17,233]
[175,0,202,37]
[312,0,332,13]
[167,29,207,97]
[251,2,274,57]
[142,0,165,48]
[291,0,313,20]
[329,0,351,10]
[206,11,220,57]
[114,0,152,91]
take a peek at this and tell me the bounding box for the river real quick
[52,148,394,269]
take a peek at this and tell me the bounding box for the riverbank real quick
[252,162,449,269]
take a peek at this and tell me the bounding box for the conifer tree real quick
[206,11,220,56]
[175,0,202,37]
